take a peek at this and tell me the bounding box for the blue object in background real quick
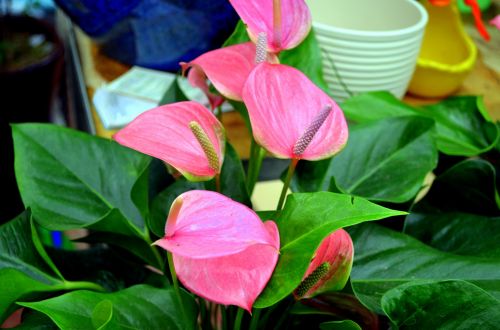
[55,0,239,72]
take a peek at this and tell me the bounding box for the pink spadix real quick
[155,190,280,311]
[114,101,225,182]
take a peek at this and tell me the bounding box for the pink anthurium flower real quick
[154,190,280,311]
[229,0,312,53]
[294,229,354,299]
[242,63,348,160]
[114,101,225,182]
[181,42,278,103]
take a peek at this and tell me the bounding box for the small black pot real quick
[0,15,64,223]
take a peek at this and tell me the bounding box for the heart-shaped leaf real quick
[19,285,198,330]
[13,124,151,238]
[405,159,500,257]
[254,192,405,308]
[293,116,438,203]
[349,224,500,314]
[381,280,500,329]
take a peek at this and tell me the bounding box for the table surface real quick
[75,14,500,160]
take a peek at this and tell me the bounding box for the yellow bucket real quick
[408,1,477,98]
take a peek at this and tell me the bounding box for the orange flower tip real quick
[294,262,330,299]
[189,121,221,172]
[293,104,333,157]
[272,0,282,49]
[255,32,268,64]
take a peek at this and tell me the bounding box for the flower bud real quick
[297,229,354,299]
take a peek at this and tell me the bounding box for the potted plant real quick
[1,0,499,328]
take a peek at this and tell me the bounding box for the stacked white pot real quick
[306,0,428,102]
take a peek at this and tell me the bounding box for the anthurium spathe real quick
[229,0,311,53]
[114,101,225,182]
[242,63,348,160]
[181,42,278,103]
[294,229,354,299]
[154,190,280,311]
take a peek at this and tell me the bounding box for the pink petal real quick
[302,229,354,298]
[155,190,277,259]
[182,42,278,102]
[114,101,225,181]
[180,62,225,110]
[490,15,500,30]
[174,221,280,311]
[229,0,311,52]
[242,63,348,160]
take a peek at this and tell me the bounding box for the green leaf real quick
[381,280,500,329]
[340,92,418,123]
[223,20,250,47]
[19,285,198,330]
[91,300,113,329]
[30,219,64,281]
[13,124,151,238]
[404,159,500,257]
[410,159,499,215]
[78,232,163,269]
[15,309,57,329]
[405,213,500,258]
[339,93,500,157]
[254,192,405,308]
[320,320,362,330]
[279,28,329,92]
[217,142,251,206]
[293,116,438,203]
[349,224,500,314]
[419,96,500,156]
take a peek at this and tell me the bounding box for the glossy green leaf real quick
[339,93,499,156]
[91,300,113,329]
[320,320,362,330]
[405,159,500,257]
[19,285,198,330]
[419,96,500,156]
[293,116,438,203]
[254,192,405,308]
[279,28,329,92]
[13,124,151,238]
[0,211,102,321]
[405,213,500,258]
[340,92,418,123]
[381,280,500,329]
[349,224,500,314]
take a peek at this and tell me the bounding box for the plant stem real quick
[167,252,188,325]
[215,173,221,193]
[249,308,261,330]
[246,142,266,196]
[61,280,106,292]
[233,308,244,330]
[276,158,299,211]
[221,305,228,330]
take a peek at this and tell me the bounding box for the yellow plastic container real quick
[408,0,477,98]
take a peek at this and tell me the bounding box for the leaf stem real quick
[233,308,244,330]
[215,173,221,193]
[167,252,188,325]
[246,142,266,196]
[221,305,228,330]
[61,280,106,292]
[277,158,299,211]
